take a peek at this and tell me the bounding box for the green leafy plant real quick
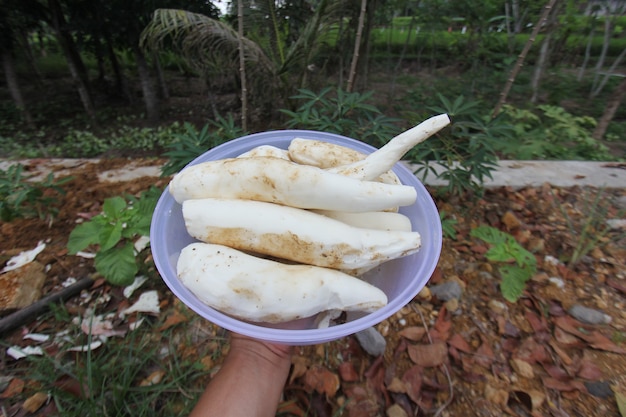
[470,225,537,303]
[67,187,162,286]
[280,87,402,148]
[50,122,186,158]
[553,187,626,267]
[498,105,613,161]
[0,163,72,222]
[440,210,458,240]
[407,94,509,197]
[160,116,245,177]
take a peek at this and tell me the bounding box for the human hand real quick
[229,333,293,367]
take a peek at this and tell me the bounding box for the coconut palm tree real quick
[140,0,353,122]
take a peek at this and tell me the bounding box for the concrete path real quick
[2,158,625,189]
[404,160,626,188]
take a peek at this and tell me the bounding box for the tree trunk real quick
[590,47,626,98]
[530,2,561,104]
[237,0,248,131]
[346,0,367,92]
[492,0,559,118]
[577,18,596,81]
[592,76,626,140]
[153,52,169,99]
[530,34,551,103]
[591,14,613,96]
[105,34,132,102]
[48,0,96,121]
[512,0,522,33]
[1,49,35,128]
[17,30,43,84]
[132,44,159,124]
[391,14,418,97]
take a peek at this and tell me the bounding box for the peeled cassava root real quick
[170,113,449,324]
[177,243,387,323]
[169,156,416,212]
[182,198,421,271]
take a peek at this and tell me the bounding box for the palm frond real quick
[140,9,275,76]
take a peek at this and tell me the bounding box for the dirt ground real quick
[1,158,625,416]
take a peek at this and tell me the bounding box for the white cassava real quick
[310,209,413,231]
[169,157,416,212]
[182,198,421,270]
[177,242,388,323]
[237,145,290,160]
[288,138,400,184]
[329,114,450,180]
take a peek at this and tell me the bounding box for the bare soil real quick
[1,158,625,416]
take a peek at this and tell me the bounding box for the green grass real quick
[3,304,225,417]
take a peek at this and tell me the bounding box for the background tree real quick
[0,0,45,128]
[140,0,353,120]
[492,0,560,117]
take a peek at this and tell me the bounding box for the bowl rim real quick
[150,129,442,344]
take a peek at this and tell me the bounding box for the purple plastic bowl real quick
[150,130,442,345]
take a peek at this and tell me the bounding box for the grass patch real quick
[3,304,226,416]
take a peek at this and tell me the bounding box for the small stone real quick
[417,286,431,301]
[386,403,408,417]
[355,327,387,357]
[548,277,565,289]
[429,281,463,301]
[568,304,612,325]
[488,299,508,315]
[606,219,626,230]
[615,195,626,210]
[584,381,613,398]
[444,298,459,312]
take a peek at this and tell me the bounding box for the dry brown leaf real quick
[514,337,550,364]
[484,384,509,407]
[554,316,626,354]
[524,309,547,333]
[398,326,426,342]
[0,378,24,399]
[448,333,473,353]
[553,327,583,347]
[338,362,359,382]
[22,391,48,413]
[542,376,587,393]
[542,364,570,381]
[53,375,90,399]
[386,377,406,394]
[548,340,573,365]
[401,365,423,404]
[304,365,340,397]
[407,342,448,367]
[157,310,188,332]
[510,358,535,379]
[474,340,495,369]
[502,210,522,230]
[576,359,603,381]
[277,400,306,417]
[606,278,626,295]
[289,355,309,385]
[430,307,451,342]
